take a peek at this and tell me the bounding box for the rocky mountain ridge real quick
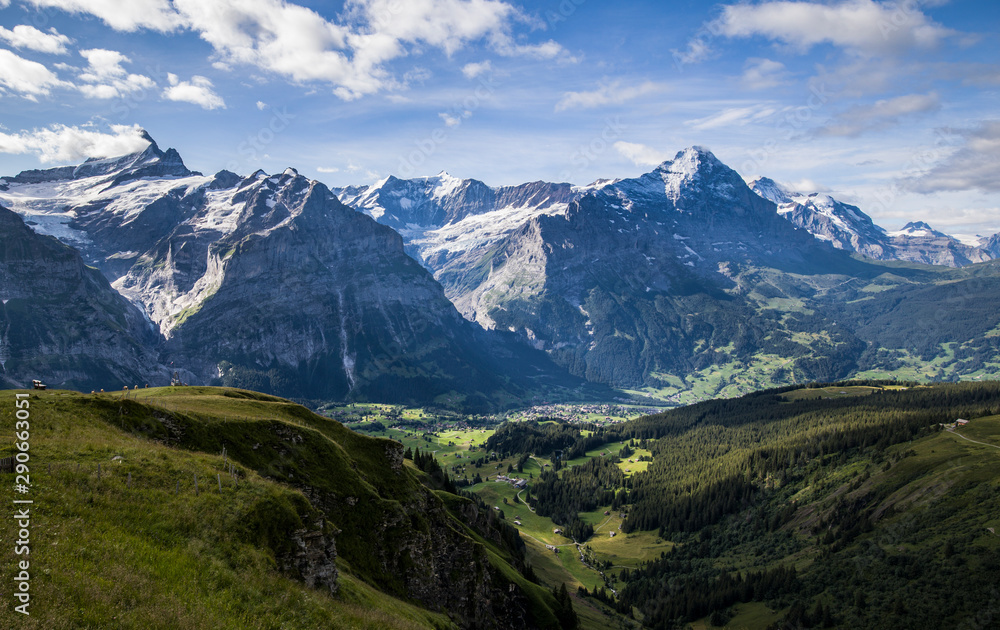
[4,137,1000,402]
[0,137,584,407]
[747,176,994,266]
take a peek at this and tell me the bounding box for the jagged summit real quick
[604,145,746,207]
[655,145,719,170]
[746,176,794,205]
[3,131,196,186]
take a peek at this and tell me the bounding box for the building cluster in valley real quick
[502,403,665,425]
[943,418,971,430]
[494,474,528,489]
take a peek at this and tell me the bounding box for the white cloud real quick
[75,48,156,99]
[555,80,661,112]
[0,49,70,99]
[439,112,463,127]
[818,92,940,137]
[462,60,492,79]
[614,141,670,167]
[787,179,832,193]
[713,0,956,57]
[256,100,268,110]
[0,123,151,163]
[671,37,712,68]
[26,0,183,32]
[78,48,130,81]
[492,38,566,60]
[910,120,1000,193]
[316,166,339,173]
[29,0,567,100]
[162,74,226,109]
[0,25,72,54]
[686,105,777,131]
[742,58,787,90]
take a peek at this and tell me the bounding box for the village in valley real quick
[319,400,669,601]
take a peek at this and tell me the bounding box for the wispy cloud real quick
[686,104,777,131]
[555,80,661,112]
[672,37,713,68]
[0,123,151,163]
[818,92,940,137]
[614,141,670,167]
[462,60,492,79]
[316,166,339,173]
[742,58,788,90]
[439,112,465,127]
[909,120,1000,193]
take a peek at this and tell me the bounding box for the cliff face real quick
[0,206,158,390]
[134,169,534,406]
[0,141,581,408]
[280,520,339,595]
[162,405,551,630]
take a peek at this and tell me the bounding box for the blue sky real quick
[0,0,998,234]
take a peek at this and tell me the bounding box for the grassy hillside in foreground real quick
[0,387,569,629]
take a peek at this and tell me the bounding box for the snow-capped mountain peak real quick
[746,176,794,205]
[888,221,946,239]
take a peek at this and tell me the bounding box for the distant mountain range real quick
[3,136,1000,403]
[747,176,994,267]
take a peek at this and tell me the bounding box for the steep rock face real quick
[109,167,564,407]
[749,177,892,260]
[0,206,158,389]
[887,221,991,267]
[280,520,339,595]
[367,487,536,629]
[411,147,870,388]
[981,232,1000,258]
[337,173,579,234]
[335,173,581,280]
[260,428,544,630]
[0,133,207,280]
[1,142,583,407]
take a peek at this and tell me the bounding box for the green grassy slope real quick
[0,387,567,629]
